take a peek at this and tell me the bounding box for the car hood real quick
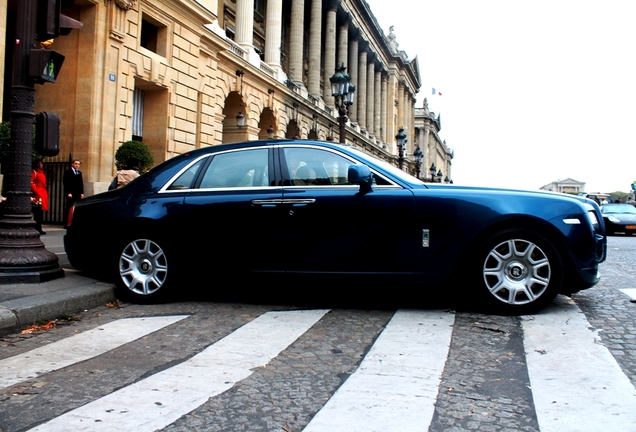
[421,183,594,205]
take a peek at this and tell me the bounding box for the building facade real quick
[540,178,586,194]
[414,98,452,182]
[2,0,435,198]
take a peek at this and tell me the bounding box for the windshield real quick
[602,204,636,214]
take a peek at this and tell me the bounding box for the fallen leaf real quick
[106,300,122,308]
[21,320,56,334]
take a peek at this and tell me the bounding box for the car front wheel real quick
[477,229,562,315]
[114,237,170,303]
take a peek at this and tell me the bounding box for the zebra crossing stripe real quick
[522,296,636,432]
[0,315,189,389]
[28,309,329,432]
[619,288,636,300]
[303,309,455,432]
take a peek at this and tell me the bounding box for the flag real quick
[432,88,442,96]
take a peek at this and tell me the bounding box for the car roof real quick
[181,139,352,157]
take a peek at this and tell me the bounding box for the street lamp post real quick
[429,163,437,182]
[329,64,355,144]
[413,145,423,179]
[0,0,63,283]
[428,162,437,183]
[395,127,407,170]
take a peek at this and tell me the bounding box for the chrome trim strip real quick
[252,198,316,205]
[251,199,283,205]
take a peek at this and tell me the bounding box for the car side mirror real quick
[348,164,373,194]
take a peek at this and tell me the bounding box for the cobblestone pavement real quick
[0,236,634,431]
[576,235,636,385]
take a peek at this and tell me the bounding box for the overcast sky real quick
[364,0,636,193]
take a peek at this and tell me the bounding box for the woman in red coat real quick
[31,160,48,235]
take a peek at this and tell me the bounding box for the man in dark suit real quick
[63,159,84,227]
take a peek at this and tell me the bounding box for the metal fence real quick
[43,161,67,225]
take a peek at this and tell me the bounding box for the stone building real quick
[540,178,586,194]
[414,98,452,182]
[1,0,430,198]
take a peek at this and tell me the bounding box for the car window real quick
[282,147,392,186]
[166,158,205,190]
[604,205,636,214]
[199,148,269,189]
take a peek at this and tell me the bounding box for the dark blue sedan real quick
[64,140,607,314]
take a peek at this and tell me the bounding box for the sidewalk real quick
[0,225,115,336]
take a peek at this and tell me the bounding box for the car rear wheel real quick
[114,237,170,303]
[476,229,562,315]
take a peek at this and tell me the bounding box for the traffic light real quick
[29,49,65,84]
[36,0,83,41]
[35,112,61,157]
[31,0,82,84]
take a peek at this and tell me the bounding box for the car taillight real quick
[66,205,75,227]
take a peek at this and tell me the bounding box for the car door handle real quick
[251,199,283,208]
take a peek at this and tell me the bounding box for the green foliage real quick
[114,140,153,173]
[609,192,629,203]
[0,121,42,172]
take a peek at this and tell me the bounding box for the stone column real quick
[418,127,425,148]
[366,59,375,137]
[374,68,382,139]
[347,36,359,122]
[289,0,305,86]
[308,0,322,97]
[337,19,349,67]
[397,82,405,131]
[264,0,283,68]
[409,96,416,153]
[404,92,410,150]
[323,4,337,107]
[381,73,388,143]
[235,0,254,48]
[357,49,367,130]
[423,127,431,176]
[387,73,398,151]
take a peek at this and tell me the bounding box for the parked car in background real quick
[586,193,610,205]
[601,203,636,235]
[64,140,607,315]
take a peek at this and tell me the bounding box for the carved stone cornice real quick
[105,0,137,10]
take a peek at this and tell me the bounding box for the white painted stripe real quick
[303,309,455,432]
[619,288,636,300]
[522,296,636,432]
[29,309,329,432]
[0,315,189,389]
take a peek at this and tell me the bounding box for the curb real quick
[0,282,115,337]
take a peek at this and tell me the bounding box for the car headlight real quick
[607,215,620,223]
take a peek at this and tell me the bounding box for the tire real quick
[114,237,170,303]
[475,229,562,315]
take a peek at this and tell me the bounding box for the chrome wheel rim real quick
[483,239,550,306]
[119,239,168,296]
